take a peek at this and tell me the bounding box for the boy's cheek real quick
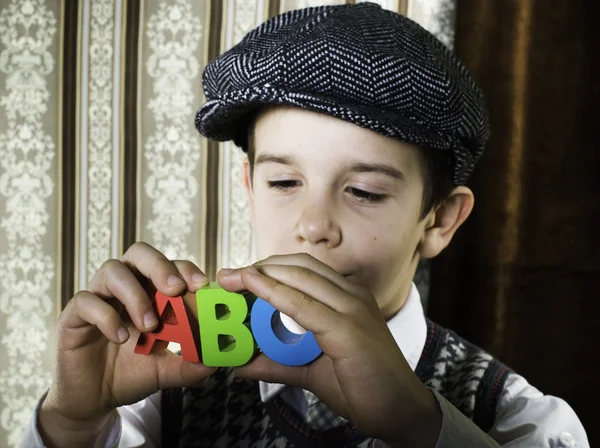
[253,227,298,259]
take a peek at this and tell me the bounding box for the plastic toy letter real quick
[196,283,255,367]
[134,292,200,362]
[250,298,322,366]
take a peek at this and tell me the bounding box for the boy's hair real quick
[239,109,454,220]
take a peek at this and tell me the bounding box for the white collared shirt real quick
[21,283,590,447]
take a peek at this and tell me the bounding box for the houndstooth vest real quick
[161,319,512,447]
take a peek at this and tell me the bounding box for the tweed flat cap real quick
[194,2,490,185]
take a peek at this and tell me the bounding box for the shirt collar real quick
[259,281,428,402]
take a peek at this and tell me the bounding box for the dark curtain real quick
[428,0,599,443]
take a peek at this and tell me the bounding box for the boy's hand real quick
[217,253,442,447]
[39,242,215,446]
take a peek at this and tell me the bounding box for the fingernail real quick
[167,275,184,286]
[220,268,234,275]
[118,327,129,343]
[248,266,260,275]
[144,311,158,329]
[192,273,207,284]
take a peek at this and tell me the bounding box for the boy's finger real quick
[219,263,367,315]
[257,264,368,316]
[238,266,343,335]
[217,253,366,303]
[256,253,361,296]
[172,260,210,291]
[59,290,130,349]
[121,242,187,296]
[88,260,158,333]
[215,268,246,292]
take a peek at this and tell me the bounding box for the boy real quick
[22,3,589,447]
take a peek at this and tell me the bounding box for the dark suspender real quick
[161,387,183,447]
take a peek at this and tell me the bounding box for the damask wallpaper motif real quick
[0,1,59,446]
[0,1,454,445]
[139,0,205,266]
[84,0,119,283]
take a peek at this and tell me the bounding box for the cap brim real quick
[195,86,457,152]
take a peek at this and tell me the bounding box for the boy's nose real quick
[293,202,341,248]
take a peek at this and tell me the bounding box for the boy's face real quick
[242,106,444,318]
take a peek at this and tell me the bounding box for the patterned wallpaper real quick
[0,0,455,445]
[0,1,60,446]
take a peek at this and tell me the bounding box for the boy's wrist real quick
[38,396,115,448]
[382,386,443,448]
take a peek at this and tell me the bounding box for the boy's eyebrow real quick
[255,153,297,166]
[347,161,406,181]
[255,153,405,180]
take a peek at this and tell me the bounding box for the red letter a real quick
[134,292,200,362]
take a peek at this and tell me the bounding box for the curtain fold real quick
[428,0,598,443]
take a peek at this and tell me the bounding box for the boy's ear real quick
[242,156,254,208]
[418,186,474,259]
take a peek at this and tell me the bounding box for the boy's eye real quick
[267,180,301,190]
[346,187,387,203]
[266,181,386,203]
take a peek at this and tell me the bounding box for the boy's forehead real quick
[253,106,421,175]
[255,105,414,144]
